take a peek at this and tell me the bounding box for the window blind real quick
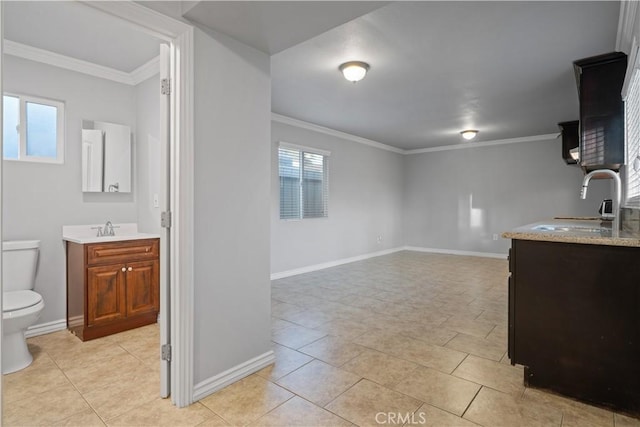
[278,144,329,219]
[625,70,640,207]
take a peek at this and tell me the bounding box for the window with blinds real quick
[625,66,640,206]
[278,144,329,219]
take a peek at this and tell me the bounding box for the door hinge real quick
[161,211,172,228]
[161,344,172,362]
[161,78,171,95]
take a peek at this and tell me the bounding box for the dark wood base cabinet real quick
[67,239,160,341]
[508,239,640,416]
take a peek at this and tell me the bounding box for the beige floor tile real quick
[49,338,130,370]
[52,408,106,427]
[82,371,159,421]
[326,379,422,427]
[272,324,327,349]
[64,351,153,394]
[353,330,415,355]
[276,359,361,406]
[444,333,505,361]
[464,387,562,427]
[195,416,231,426]
[3,352,71,404]
[395,338,468,374]
[453,355,524,396]
[278,309,340,329]
[615,413,640,426]
[271,318,298,332]
[272,301,306,318]
[313,318,371,341]
[522,388,614,427]
[400,324,457,346]
[250,396,354,426]
[440,315,497,338]
[393,366,480,416]
[3,382,91,426]
[341,294,390,312]
[340,349,419,387]
[299,336,366,367]
[412,403,480,426]
[256,343,314,381]
[107,398,218,426]
[200,374,294,426]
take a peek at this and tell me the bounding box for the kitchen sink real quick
[531,224,608,233]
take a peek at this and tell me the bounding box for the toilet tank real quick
[2,240,40,292]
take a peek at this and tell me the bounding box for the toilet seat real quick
[3,290,43,316]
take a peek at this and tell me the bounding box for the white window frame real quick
[3,92,65,164]
[622,37,640,207]
[278,141,330,220]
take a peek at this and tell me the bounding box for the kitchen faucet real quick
[580,169,621,236]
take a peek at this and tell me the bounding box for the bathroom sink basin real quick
[62,223,160,244]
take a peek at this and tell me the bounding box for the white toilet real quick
[2,240,44,374]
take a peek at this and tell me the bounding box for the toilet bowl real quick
[2,240,44,374]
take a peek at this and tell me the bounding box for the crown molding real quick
[404,133,559,155]
[272,113,558,155]
[4,39,159,86]
[131,55,160,85]
[616,0,639,54]
[271,113,405,154]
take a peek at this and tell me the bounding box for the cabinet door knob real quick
[128,267,133,272]
[121,267,126,272]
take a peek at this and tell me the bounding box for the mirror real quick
[82,120,132,192]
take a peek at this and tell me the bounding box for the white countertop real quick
[62,223,160,244]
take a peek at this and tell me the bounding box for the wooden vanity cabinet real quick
[67,238,159,341]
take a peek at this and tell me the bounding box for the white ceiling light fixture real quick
[460,130,479,140]
[339,61,369,83]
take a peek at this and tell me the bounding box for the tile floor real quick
[4,251,640,426]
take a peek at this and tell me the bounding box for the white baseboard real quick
[270,247,405,280]
[25,319,67,338]
[405,246,507,259]
[193,350,275,402]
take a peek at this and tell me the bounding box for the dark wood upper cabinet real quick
[558,120,579,165]
[573,52,627,172]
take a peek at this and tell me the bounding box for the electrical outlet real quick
[376,235,383,244]
[492,233,499,241]
[153,194,160,208]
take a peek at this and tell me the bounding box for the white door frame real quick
[84,2,195,407]
[0,0,4,418]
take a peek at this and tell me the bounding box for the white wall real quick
[2,56,138,325]
[192,27,272,384]
[135,73,162,235]
[403,138,610,254]
[271,121,405,274]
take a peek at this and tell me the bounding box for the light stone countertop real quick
[502,219,640,247]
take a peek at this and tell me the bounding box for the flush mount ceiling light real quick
[339,61,370,83]
[460,130,479,140]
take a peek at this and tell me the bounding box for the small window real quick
[278,143,329,219]
[3,93,64,163]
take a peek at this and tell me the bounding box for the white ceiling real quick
[3,1,622,151]
[181,1,389,54]
[270,1,621,150]
[4,1,160,73]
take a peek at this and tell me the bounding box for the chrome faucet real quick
[102,221,116,237]
[580,169,621,236]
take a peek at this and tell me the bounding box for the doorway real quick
[0,0,194,413]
